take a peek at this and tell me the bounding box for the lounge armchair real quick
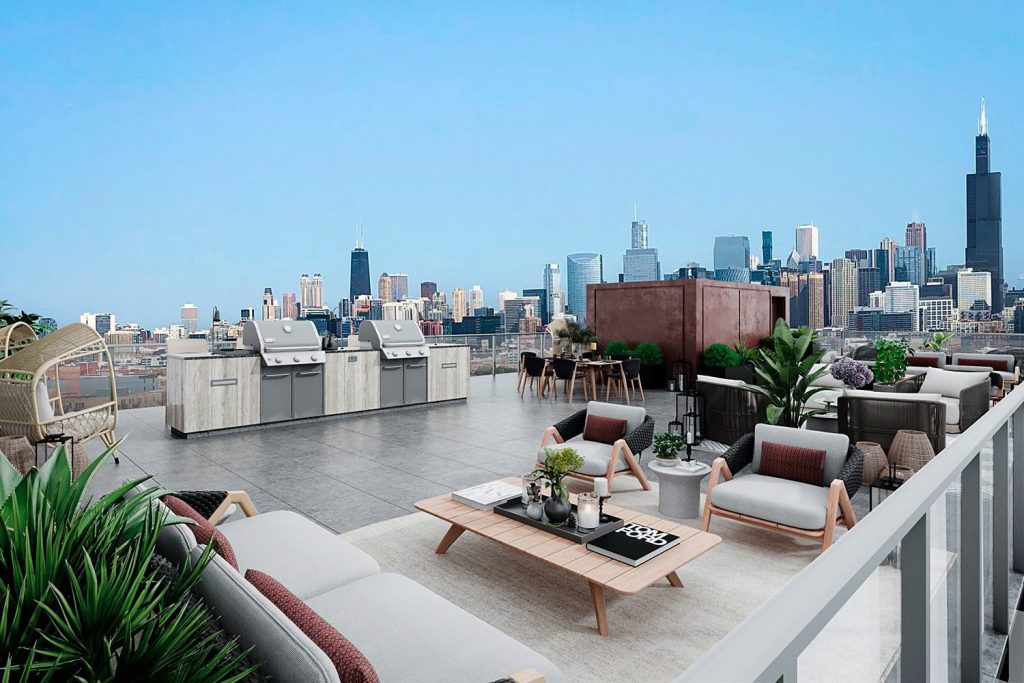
[905,350,947,376]
[696,375,767,446]
[949,352,1019,392]
[700,425,862,551]
[537,401,653,491]
[838,391,946,453]
[914,367,991,433]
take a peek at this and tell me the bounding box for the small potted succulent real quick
[829,356,874,389]
[534,447,585,525]
[653,432,686,467]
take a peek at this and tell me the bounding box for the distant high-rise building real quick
[966,98,1004,312]
[420,281,438,299]
[856,267,880,307]
[845,249,869,266]
[894,246,924,286]
[497,289,518,314]
[300,274,312,308]
[920,298,954,332]
[631,213,648,249]
[785,249,801,271]
[312,274,323,308]
[282,292,298,319]
[957,268,992,311]
[349,238,371,300]
[377,273,393,302]
[781,271,824,330]
[451,288,467,323]
[239,307,255,322]
[623,213,659,282]
[879,238,899,282]
[522,288,549,325]
[80,312,116,336]
[180,303,198,333]
[503,296,541,333]
[904,220,928,283]
[761,230,773,265]
[543,263,563,320]
[829,258,858,329]
[261,288,278,320]
[389,273,409,301]
[926,247,937,278]
[713,236,750,271]
[469,285,484,314]
[795,224,819,261]
[870,248,892,290]
[885,282,921,331]
[566,253,603,324]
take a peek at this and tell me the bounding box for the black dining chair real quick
[606,358,644,404]
[518,351,538,393]
[610,353,631,362]
[550,358,589,403]
[520,355,553,398]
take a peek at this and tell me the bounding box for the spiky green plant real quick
[745,319,829,428]
[0,444,258,682]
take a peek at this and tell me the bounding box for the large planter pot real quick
[544,495,572,525]
[724,364,755,383]
[698,365,726,378]
[639,364,665,390]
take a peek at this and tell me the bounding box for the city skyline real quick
[3,4,1021,328]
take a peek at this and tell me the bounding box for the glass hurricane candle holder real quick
[576,492,601,531]
[521,473,541,507]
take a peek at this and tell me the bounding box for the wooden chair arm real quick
[540,426,563,448]
[209,490,259,525]
[510,668,545,683]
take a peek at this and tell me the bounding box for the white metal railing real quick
[679,386,1024,681]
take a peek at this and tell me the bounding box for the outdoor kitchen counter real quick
[165,344,469,436]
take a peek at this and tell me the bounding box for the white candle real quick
[594,477,609,497]
[577,492,600,529]
[687,431,694,444]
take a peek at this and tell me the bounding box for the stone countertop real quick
[169,343,468,361]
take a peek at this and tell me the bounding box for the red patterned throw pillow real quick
[957,357,1009,372]
[758,441,827,486]
[583,415,628,445]
[246,569,380,683]
[907,355,940,368]
[162,495,240,571]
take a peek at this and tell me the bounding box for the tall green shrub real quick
[746,319,829,427]
[0,445,256,681]
[631,342,664,366]
[602,340,631,356]
[702,343,739,368]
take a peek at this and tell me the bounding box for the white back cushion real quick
[35,381,54,421]
[696,375,747,388]
[842,389,943,403]
[810,364,845,388]
[919,367,989,399]
[585,401,646,435]
[753,424,849,486]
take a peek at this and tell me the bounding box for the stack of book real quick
[586,523,680,566]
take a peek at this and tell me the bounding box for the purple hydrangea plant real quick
[829,356,874,389]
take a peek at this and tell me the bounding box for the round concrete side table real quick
[648,460,711,519]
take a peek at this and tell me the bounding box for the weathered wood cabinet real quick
[428,346,470,401]
[166,355,260,433]
[324,350,381,414]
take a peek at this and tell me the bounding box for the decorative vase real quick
[890,430,935,472]
[856,441,888,485]
[526,499,544,521]
[544,493,572,525]
[656,456,680,468]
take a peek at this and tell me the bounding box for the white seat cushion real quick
[35,381,54,421]
[753,424,849,485]
[937,397,960,426]
[810,364,845,388]
[538,435,625,476]
[584,400,646,434]
[919,367,989,399]
[710,474,833,530]
[219,510,380,599]
[696,374,747,388]
[307,573,564,683]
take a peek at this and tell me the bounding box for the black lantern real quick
[676,389,705,446]
[673,359,692,394]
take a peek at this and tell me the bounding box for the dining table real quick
[542,356,628,402]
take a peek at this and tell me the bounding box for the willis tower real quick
[966,98,1004,312]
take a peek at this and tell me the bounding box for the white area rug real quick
[341,481,907,682]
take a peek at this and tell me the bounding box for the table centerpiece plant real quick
[653,432,686,467]
[829,356,874,389]
[533,446,584,526]
[873,337,911,385]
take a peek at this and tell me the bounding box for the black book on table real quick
[585,522,680,566]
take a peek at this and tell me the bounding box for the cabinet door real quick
[325,352,381,414]
[428,347,470,401]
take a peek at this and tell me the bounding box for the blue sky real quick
[2,2,1021,328]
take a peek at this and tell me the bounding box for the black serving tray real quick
[493,499,623,544]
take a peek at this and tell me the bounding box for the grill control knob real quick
[418,349,425,355]
[283,324,292,333]
[310,355,317,362]
[274,357,282,364]
[293,356,301,363]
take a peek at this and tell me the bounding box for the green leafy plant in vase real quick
[873,337,911,385]
[921,331,954,353]
[746,318,829,428]
[534,447,584,526]
[653,432,686,467]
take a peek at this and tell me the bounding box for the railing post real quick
[901,513,930,681]
[995,421,1011,634]
[1014,405,1024,573]
[961,452,983,681]
[491,335,497,378]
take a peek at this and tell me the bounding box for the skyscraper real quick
[781,271,824,330]
[761,230,773,265]
[522,288,549,325]
[239,307,255,322]
[879,237,899,283]
[469,285,484,314]
[180,303,198,333]
[905,220,927,283]
[349,238,371,301]
[856,267,880,307]
[631,213,648,249]
[829,258,858,329]
[377,273,393,302]
[894,246,924,286]
[795,224,819,261]
[311,274,323,308]
[966,97,1004,311]
[543,263,563,320]
[885,281,921,332]
[420,282,438,299]
[566,253,603,323]
[80,312,116,335]
[713,236,750,283]
[282,292,298,319]
[623,212,660,282]
[957,268,992,311]
[261,288,278,320]
[300,274,312,308]
[389,273,409,301]
[451,287,466,323]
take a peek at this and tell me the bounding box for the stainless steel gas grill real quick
[241,320,326,422]
[358,320,429,407]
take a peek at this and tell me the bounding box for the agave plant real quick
[745,319,829,428]
[0,444,257,681]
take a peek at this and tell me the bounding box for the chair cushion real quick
[953,353,1014,373]
[163,495,240,570]
[804,389,843,411]
[919,367,989,399]
[696,374,747,388]
[189,548,340,683]
[583,415,627,445]
[35,381,54,421]
[246,569,379,683]
[937,397,960,426]
[710,474,833,530]
[218,510,381,600]
[842,389,944,403]
[752,424,848,486]
[537,436,626,477]
[306,573,564,683]
[908,355,942,368]
[810,364,845,388]
[585,401,646,435]
[758,441,826,486]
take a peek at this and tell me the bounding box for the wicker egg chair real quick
[0,321,38,360]
[0,323,119,463]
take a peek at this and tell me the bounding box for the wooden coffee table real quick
[415,480,721,636]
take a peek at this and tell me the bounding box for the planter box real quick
[724,364,755,384]
[639,364,665,390]
[698,366,726,378]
